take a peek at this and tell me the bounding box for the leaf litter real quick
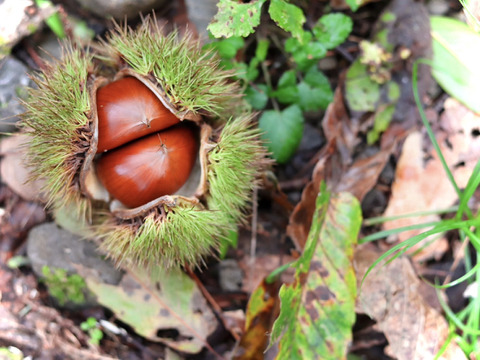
[383,98,480,261]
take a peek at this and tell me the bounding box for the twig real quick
[443,233,469,285]
[250,186,259,265]
[185,267,241,342]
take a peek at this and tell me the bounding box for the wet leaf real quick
[268,0,306,40]
[270,185,362,359]
[259,105,304,164]
[85,267,218,354]
[431,16,480,114]
[208,0,266,38]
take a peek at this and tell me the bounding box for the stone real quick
[74,0,168,20]
[26,222,123,307]
[0,56,32,133]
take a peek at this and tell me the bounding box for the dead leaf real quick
[287,88,394,250]
[0,134,46,202]
[84,267,219,354]
[383,98,480,261]
[238,254,294,294]
[355,246,466,360]
[233,279,279,360]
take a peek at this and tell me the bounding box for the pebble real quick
[27,222,123,308]
[74,0,169,20]
[0,56,32,133]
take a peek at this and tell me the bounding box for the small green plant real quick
[80,317,104,346]
[41,266,86,306]
[208,1,353,163]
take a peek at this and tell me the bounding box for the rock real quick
[185,0,218,40]
[27,222,123,307]
[74,0,169,20]
[218,259,243,292]
[0,56,32,133]
[427,0,450,15]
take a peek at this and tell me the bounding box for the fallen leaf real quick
[0,134,46,202]
[270,187,362,359]
[355,246,466,360]
[233,279,279,360]
[84,267,218,354]
[287,88,393,250]
[288,0,432,251]
[238,254,294,294]
[383,98,480,261]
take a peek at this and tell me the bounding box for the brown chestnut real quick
[96,123,198,208]
[96,77,180,153]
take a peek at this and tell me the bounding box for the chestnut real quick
[96,123,198,208]
[21,18,269,269]
[96,77,180,153]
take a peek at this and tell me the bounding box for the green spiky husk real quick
[100,19,241,118]
[21,21,269,270]
[97,115,268,269]
[21,45,93,218]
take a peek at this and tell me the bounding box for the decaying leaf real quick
[383,98,480,261]
[0,134,46,202]
[288,0,432,250]
[355,246,466,360]
[233,279,279,360]
[270,186,362,359]
[84,267,218,354]
[287,88,393,249]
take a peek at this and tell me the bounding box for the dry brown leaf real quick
[355,246,466,360]
[383,98,480,261]
[0,134,46,202]
[238,254,294,294]
[287,88,394,250]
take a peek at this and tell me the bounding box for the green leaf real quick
[297,81,332,111]
[245,84,269,110]
[35,0,66,39]
[269,185,362,359]
[259,105,304,164]
[297,67,333,111]
[313,13,353,50]
[272,70,299,104]
[255,39,270,61]
[367,104,396,144]
[204,36,245,59]
[268,0,306,39]
[430,16,480,113]
[278,69,297,87]
[208,0,267,38]
[345,59,380,111]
